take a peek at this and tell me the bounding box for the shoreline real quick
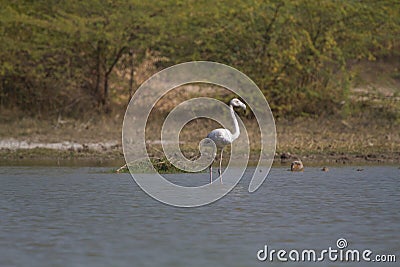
[1,117,399,168]
[1,145,399,168]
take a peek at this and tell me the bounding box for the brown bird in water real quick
[322,167,329,172]
[291,160,304,172]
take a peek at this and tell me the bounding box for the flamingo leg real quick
[218,148,224,184]
[210,150,218,184]
[209,165,212,183]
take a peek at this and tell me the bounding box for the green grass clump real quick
[115,157,187,174]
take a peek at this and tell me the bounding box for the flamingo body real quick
[207,128,233,148]
[206,98,246,183]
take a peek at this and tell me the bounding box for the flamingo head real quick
[230,98,246,110]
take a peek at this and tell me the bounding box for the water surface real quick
[0,166,399,266]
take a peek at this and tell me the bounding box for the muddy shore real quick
[1,116,399,168]
[1,140,399,168]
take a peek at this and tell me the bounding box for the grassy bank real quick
[1,114,399,168]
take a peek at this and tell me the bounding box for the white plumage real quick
[206,98,246,183]
[206,129,233,148]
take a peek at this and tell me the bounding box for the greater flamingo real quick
[206,98,246,183]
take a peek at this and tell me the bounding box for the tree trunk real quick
[95,42,103,107]
[101,46,126,112]
[103,74,108,106]
[102,46,126,113]
[128,48,134,101]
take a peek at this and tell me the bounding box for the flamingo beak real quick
[241,103,247,110]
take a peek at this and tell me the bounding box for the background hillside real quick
[1,0,399,118]
[0,0,399,164]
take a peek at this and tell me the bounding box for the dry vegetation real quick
[1,108,399,166]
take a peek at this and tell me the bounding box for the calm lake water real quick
[0,166,399,267]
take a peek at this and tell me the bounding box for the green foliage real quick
[115,157,187,174]
[0,0,399,117]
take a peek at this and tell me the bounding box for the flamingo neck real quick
[230,105,240,141]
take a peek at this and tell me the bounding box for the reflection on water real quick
[0,166,399,267]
